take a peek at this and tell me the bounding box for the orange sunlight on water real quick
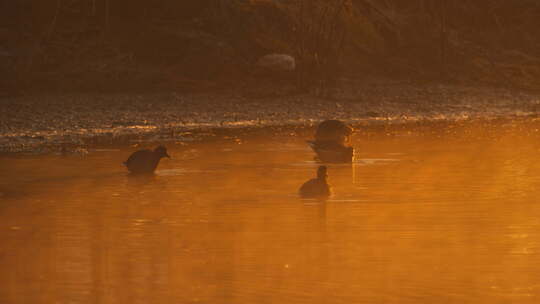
[1,120,540,303]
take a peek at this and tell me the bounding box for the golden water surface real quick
[2,120,540,303]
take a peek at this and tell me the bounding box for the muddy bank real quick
[2,81,540,154]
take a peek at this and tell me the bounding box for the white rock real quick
[256,54,295,71]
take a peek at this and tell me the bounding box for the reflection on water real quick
[2,120,540,303]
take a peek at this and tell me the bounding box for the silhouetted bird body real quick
[124,146,170,174]
[315,119,353,144]
[299,166,332,198]
[309,119,354,163]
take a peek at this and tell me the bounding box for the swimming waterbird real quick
[124,145,170,174]
[308,120,354,163]
[299,165,332,198]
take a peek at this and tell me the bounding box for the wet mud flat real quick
[2,82,540,154]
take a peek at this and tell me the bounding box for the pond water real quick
[2,120,540,303]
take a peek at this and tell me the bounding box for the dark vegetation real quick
[2,0,540,95]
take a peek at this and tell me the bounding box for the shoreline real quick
[2,81,540,154]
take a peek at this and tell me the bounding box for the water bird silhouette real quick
[299,165,332,199]
[124,145,170,174]
[308,119,354,163]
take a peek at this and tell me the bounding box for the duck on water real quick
[308,120,354,163]
[124,145,170,174]
[299,166,332,199]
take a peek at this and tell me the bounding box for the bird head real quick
[317,165,328,179]
[154,145,170,159]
